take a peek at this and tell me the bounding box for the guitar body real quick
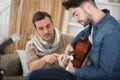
[72,37,91,67]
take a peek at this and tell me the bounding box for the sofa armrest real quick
[0,54,22,76]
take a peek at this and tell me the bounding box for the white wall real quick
[96,1,120,21]
[0,0,11,43]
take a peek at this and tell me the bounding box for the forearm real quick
[29,57,46,71]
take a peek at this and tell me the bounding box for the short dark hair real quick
[32,11,53,28]
[62,0,95,10]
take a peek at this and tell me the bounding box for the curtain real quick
[6,0,64,54]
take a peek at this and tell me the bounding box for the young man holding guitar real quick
[28,0,120,80]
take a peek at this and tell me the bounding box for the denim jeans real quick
[25,73,31,80]
[29,68,76,80]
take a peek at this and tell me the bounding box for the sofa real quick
[0,54,25,80]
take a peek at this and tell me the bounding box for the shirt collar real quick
[93,9,110,29]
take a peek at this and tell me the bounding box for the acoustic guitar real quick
[62,37,91,68]
[71,37,91,67]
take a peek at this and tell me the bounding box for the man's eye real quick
[38,27,43,30]
[46,24,51,28]
[75,13,78,16]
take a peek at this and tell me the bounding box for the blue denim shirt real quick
[71,9,120,80]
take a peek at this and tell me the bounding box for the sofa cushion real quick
[17,50,29,76]
[3,76,25,80]
[0,54,22,76]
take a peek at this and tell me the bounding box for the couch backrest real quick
[0,54,23,76]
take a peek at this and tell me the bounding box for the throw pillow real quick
[17,50,29,76]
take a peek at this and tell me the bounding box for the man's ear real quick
[84,2,91,13]
[52,23,55,29]
[34,28,38,34]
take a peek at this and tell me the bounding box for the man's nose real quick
[73,16,79,23]
[44,28,49,33]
